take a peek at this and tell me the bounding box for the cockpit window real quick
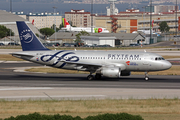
[155,57,165,60]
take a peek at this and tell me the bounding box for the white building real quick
[16,12,62,29]
[81,35,116,47]
[106,0,118,16]
[65,9,95,27]
[107,7,119,16]
[154,5,179,14]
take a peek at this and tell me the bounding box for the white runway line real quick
[0,87,53,91]
[0,95,106,99]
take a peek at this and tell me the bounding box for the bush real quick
[4,112,143,120]
[84,113,143,120]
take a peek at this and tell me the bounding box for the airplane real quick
[61,18,109,33]
[11,21,172,81]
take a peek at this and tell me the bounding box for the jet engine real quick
[101,67,120,78]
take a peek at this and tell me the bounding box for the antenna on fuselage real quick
[144,50,146,52]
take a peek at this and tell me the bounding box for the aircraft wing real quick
[62,60,126,71]
[63,60,102,67]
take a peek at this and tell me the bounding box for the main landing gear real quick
[95,73,102,80]
[87,75,94,81]
[145,72,149,81]
[87,73,102,80]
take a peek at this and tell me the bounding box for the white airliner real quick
[12,21,172,81]
[61,18,109,33]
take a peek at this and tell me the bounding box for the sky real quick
[0,0,178,15]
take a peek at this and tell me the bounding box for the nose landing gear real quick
[145,72,149,81]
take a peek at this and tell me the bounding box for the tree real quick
[0,25,14,38]
[51,24,60,32]
[59,23,64,29]
[159,21,170,33]
[35,33,39,37]
[75,31,90,46]
[39,28,55,39]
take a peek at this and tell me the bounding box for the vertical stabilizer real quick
[16,21,49,51]
[64,18,71,30]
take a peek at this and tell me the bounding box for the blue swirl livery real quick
[40,51,79,68]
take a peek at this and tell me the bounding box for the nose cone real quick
[163,61,172,70]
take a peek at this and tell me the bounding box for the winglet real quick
[16,21,49,51]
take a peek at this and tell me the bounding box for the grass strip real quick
[0,54,23,61]
[0,99,179,120]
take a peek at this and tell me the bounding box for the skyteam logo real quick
[20,29,33,43]
[40,51,79,68]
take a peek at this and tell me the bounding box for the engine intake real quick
[101,67,120,78]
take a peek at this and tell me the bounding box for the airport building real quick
[0,10,40,36]
[106,0,119,16]
[145,5,179,14]
[50,32,146,47]
[16,12,62,29]
[0,10,44,44]
[96,9,180,33]
[65,9,95,27]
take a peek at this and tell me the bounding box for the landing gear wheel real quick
[145,76,149,81]
[87,75,94,81]
[144,72,149,81]
[95,74,102,80]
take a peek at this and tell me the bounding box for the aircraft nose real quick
[163,61,172,70]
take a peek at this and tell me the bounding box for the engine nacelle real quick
[101,67,120,78]
[121,71,131,76]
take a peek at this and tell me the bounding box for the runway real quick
[0,62,180,100]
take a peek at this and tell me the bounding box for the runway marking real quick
[0,87,53,91]
[0,95,106,99]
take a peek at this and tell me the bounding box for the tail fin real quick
[64,18,70,27]
[16,21,49,51]
[63,18,71,30]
